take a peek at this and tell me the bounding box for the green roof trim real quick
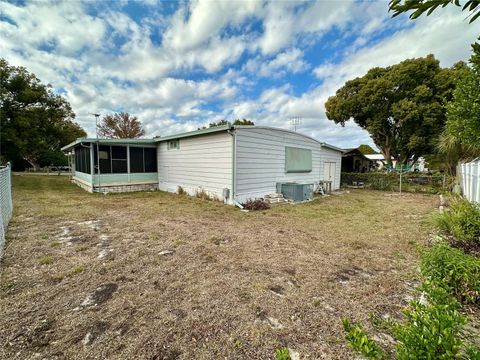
[61,138,156,151]
[154,123,232,142]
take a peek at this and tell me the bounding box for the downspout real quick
[227,127,243,209]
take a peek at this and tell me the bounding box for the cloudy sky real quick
[0,0,477,148]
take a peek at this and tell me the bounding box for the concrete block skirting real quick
[72,178,93,192]
[95,183,158,193]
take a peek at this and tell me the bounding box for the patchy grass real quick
[0,175,438,359]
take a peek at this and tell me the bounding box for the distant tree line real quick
[198,118,255,130]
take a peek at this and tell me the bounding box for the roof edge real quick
[154,123,232,142]
[61,137,156,151]
[321,142,344,153]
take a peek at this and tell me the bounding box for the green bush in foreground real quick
[343,283,475,359]
[393,283,465,360]
[433,198,480,244]
[421,243,480,304]
[342,319,384,359]
[275,347,291,360]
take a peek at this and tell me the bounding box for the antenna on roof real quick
[289,116,301,132]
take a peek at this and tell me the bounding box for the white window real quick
[167,139,180,150]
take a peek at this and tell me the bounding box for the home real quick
[341,148,374,172]
[61,124,344,204]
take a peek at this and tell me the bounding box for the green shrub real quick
[275,347,291,360]
[393,283,466,360]
[342,319,384,359]
[433,197,480,244]
[343,282,478,359]
[421,243,480,304]
[467,346,480,360]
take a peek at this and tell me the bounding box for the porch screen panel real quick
[111,146,127,173]
[129,147,144,173]
[75,146,91,174]
[144,148,157,172]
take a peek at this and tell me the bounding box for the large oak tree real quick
[444,41,480,152]
[325,55,464,165]
[0,58,86,169]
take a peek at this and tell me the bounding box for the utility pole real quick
[91,113,101,191]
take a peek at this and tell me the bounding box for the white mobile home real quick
[62,124,343,204]
[155,125,342,204]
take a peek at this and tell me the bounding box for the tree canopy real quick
[358,144,378,155]
[325,55,464,164]
[444,40,480,153]
[390,0,480,23]
[0,58,85,169]
[97,112,145,138]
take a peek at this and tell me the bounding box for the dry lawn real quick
[0,175,438,359]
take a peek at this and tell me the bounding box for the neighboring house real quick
[364,154,428,172]
[365,154,393,170]
[61,125,343,204]
[342,148,374,172]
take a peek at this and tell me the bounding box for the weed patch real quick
[433,197,480,254]
[421,243,480,304]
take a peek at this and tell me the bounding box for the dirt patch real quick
[81,320,110,346]
[77,283,118,309]
[256,308,284,329]
[269,285,286,297]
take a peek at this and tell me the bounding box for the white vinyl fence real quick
[0,163,13,256]
[458,159,480,204]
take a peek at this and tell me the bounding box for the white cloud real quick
[244,48,309,78]
[162,0,261,52]
[314,7,478,88]
[0,0,477,150]
[0,1,106,55]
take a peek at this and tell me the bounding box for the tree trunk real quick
[380,147,392,166]
[24,157,40,171]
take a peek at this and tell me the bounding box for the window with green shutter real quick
[285,146,312,173]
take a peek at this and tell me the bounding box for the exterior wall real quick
[92,173,158,186]
[157,132,233,201]
[319,147,342,190]
[73,171,93,192]
[234,128,322,203]
[72,176,93,192]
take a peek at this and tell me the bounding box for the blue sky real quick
[0,0,477,148]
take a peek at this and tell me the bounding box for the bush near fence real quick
[341,172,448,193]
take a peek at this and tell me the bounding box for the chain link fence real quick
[0,163,13,256]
